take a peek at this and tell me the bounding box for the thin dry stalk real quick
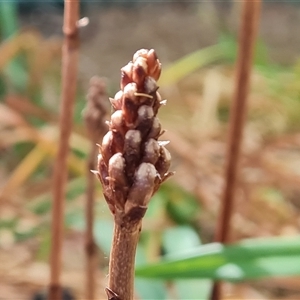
[95,49,172,300]
[210,1,261,299]
[84,77,108,300]
[48,1,80,299]
[85,144,98,299]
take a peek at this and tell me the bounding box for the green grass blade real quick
[158,45,223,87]
[136,236,300,281]
[0,1,18,38]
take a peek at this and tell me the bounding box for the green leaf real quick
[136,236,300,281]
[162,225,201,254]
[0,1,18,38]
[135,278,167,300]
[94,219,114,255]
[173,279,212,300]
[163,184,200,224]
[158,45,222,86]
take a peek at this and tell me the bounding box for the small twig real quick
[48,1,80,299]
[84,77,108,300]
[210,1,261,299]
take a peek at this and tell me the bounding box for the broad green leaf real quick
[173,279,212,300]
[135,245,167,300]
[0,2,18,38]
[135,278,167,300]
[162,225,201,254]
[136,236,300,281]
[94,219,114,255]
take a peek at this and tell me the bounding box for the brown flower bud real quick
[146,49,158,68]
[155,146,171,178]
[112,131,124,154]
[142,138,160,165]
[136,105,154,136]
[121,62,133,90]
[123,130,142,179]
[122,83,138,126]
[125,162,157,214]
[110,110,126,135]
[110,90,123,111]
[108,153,127,186]
[149,63,161,81]
[148,117,161,139]
[133,49,148,62]
[132,57,148,87]
[123,83,138,100]
[144,76,158,95]
[101,131,114,165]
[108,153,127,208]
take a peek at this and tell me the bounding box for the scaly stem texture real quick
[96,50,172,300]
[48,1,79,299]
[108,220,141,299]
[211,1,261,300]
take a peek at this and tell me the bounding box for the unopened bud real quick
[101,131,114,165]
[125,162,157,214]
[123,83,138,100]
[136,105,154,135]
[146,49,157,68]
[144,76,158,95]
[155,146,171,177]
[122,83,139,126]
[121,62,133,90]
[97,153,109,186]
[148,117,161,139]
[149,63,161,81]
[110,90,123,110]
[112,131,124,153]
[132,57,148,87]
[110,110,126,135]
[133,49,148,62]
[107,153,127,209]
[108,153,127,186]
[142,139,160,165]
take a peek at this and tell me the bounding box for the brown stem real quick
[108,219,142,300]
[210,1,261,299]
[85,141,98,300]
[48,1,79,299]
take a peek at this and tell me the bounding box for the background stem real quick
[210,1,261,299]
[108,219,142,300]
[48,1,79,299]
[85,141,98,300]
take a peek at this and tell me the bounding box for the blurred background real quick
[1,1,300,299]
